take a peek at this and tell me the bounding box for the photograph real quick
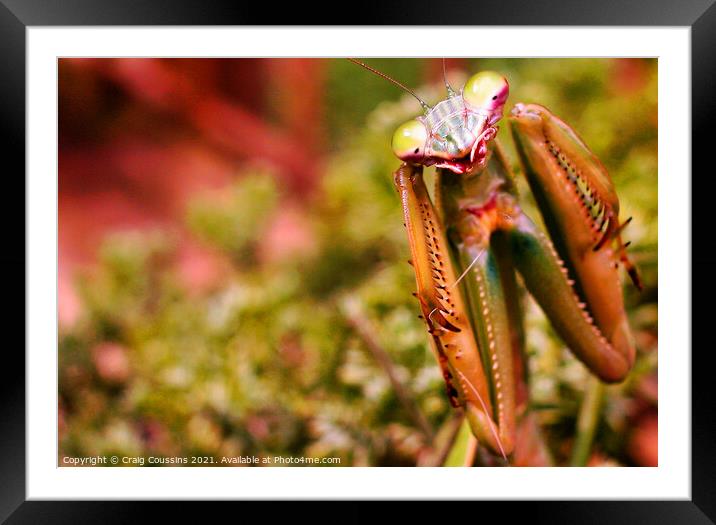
[57,57,658,468]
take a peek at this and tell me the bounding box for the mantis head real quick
[391,71,509,174]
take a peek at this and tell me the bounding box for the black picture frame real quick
[4,0,711,522]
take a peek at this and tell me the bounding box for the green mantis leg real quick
[506,212,632,382]
[491,231,526,386]
[454,226,517,459]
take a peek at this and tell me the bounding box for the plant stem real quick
[570,375,604,466]
[463,434,479,466]
[417,412,464,466]
[340,297,435,443]
[443,417,474,466]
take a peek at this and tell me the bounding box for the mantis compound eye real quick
[391,119,429,163]
[463,71,510,114]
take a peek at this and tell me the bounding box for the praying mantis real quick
[350,59,642,464]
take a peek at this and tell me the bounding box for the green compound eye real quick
[391,119,429,162]
[463,71,509,111]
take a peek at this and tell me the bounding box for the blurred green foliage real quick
[59,59,657,466]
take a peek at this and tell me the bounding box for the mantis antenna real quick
[347,58,432,111]
[450,248,485,289]
[442,58,456,97]
[456,370,507,461]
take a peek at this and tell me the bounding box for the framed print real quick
[4,0,712,521]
